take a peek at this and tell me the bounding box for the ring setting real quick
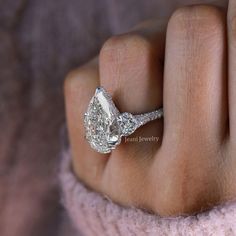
[84,87,163,154]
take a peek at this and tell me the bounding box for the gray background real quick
[0,0,227,235]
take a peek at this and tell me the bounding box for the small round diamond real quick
[117,112,138,136]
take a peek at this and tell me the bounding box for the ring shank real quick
[134,108,163,129]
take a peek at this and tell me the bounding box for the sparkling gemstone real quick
[84,87,121,153]
[106,119,120,145]
[117,112,138,136]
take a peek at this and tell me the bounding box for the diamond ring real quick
[84,87,163,154]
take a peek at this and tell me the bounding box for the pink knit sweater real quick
[60,150,236,236]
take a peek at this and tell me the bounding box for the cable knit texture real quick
[60,150,236,236]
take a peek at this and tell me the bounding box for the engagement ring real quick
[84,87,163,154]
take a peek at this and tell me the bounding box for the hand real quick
[64,4,236,216]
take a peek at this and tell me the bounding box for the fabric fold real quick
[60,150,236,236]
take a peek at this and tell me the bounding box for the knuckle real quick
[64,66,92,97]
[99,33,153,66]
[64,69,78,97]
[168,5,224,40]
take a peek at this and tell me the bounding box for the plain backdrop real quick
[0,0,227,236]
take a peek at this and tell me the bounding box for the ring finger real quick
[99,19,167,160]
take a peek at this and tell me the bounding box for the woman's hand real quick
[64,3,236,216]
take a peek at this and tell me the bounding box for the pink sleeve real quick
[60,150,236,236]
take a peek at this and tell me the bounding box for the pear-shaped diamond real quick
[84,87,121,153]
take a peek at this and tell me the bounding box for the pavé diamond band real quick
[84,87,163,154]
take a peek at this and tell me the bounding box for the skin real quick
[64,2,236,216]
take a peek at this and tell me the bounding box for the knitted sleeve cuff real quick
[59,149,236,236]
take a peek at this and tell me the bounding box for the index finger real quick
[64,58,109,191]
